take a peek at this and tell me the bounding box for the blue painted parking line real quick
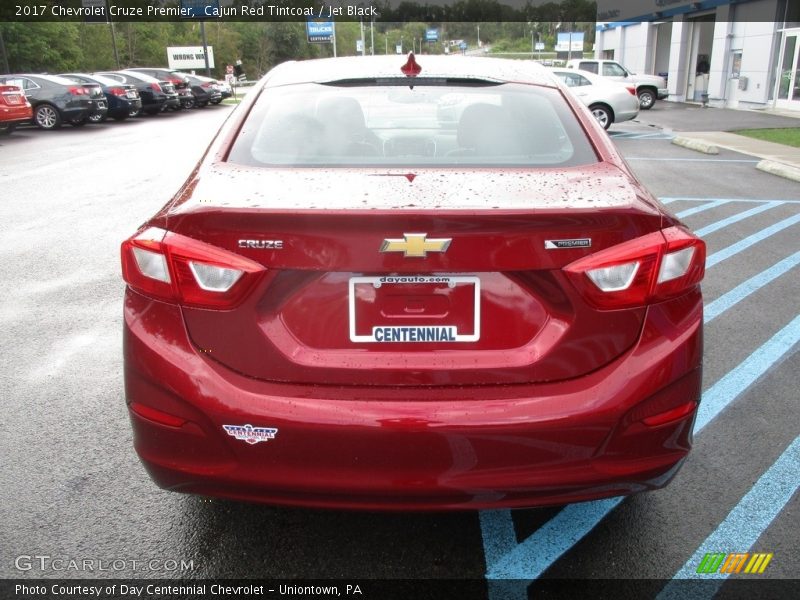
[609,131,675,140]
[694,314,800,433]
[704,251,800,323]
[676,199,732,218]
[693,201,784,237]
[480,312,800,590]
[628,157,759,162]
[661,197,800,204]
[705,213,800,269]
[657,435,799,598]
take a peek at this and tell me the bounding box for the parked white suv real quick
[566,59,668,110]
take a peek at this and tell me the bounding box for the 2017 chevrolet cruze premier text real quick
[121,55,705,510]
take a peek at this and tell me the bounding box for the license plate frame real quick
[348,274,481,343]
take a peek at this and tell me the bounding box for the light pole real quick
[477,24,480,49]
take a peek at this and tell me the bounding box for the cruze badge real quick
[380,233,451,258]
[223,424,278,445]
[238,239,283,249]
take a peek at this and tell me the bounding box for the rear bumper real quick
[123,288,703,510]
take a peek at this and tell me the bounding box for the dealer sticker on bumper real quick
[348,275,480,343]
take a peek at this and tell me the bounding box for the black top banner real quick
[2,0,599,23]
[2,0,791,23]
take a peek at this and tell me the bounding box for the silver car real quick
[549,68,640,130]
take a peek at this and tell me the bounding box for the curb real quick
[756,159,800,183]
[671,136,719,155]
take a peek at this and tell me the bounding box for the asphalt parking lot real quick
[1,103,797,599]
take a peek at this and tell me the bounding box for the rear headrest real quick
[456,103,521,155]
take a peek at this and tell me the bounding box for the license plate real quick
[348,275,480,343]
[126,90,137,99]
[3,93,21,104]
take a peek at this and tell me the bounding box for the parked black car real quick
[60,73,142,121]
[0,74,106,130]
[190,75,231,103]
[184,74,223,107]
[128,68,194,109]
[97,70,178,115]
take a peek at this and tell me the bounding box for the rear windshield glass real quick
[227,82,598,168]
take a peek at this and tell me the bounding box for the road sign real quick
[356,39,364,53]
[167,46,215,70]
[307,19,334,43]
[459,41,467,50]
[226,64,234,74]
[535,42,545,51]
[396,44,403,54]
[426,29,439,42]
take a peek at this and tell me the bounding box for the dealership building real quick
[594,0,800,111]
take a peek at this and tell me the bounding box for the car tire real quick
[211,99,222,105]
[589,104,613,130]
[198,101,208,108]
[638,89,656,110]
[88,113,108,124]
[34,104,62,130]
[183,98,196,109]
[129,107,142,118]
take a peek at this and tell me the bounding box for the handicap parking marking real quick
[693,201,785,237]
[479,202,800,592]
[657,434,800,597]
[704,251,800,323]
[705,213,800,268]
[481,314,800,593]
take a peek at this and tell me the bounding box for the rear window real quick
[227,82,598,168]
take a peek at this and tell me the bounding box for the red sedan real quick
[0,84,33,135]
[121,55,705,510]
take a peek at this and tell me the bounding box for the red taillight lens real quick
[626,86,636,95]
[121,227,265,309]
[149,82,162,92]
[110,87,127,96]
[564,226,705,309]
[201,82,213,88]
[68,86,87,96]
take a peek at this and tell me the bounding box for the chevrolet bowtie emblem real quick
[380,233,452,258]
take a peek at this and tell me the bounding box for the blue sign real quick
[459,41,468,50]
[179,0,219,18]
[425,29,439,42]
[307,19,334,43]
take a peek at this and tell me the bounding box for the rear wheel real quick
[589,104,613,130]
[638,88,656,110]
[34,104,61,130]
[128,107,141,118]
[88,113,107,124]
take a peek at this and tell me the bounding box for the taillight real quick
[150,82,162,92]
[110,87,127,96]
[68,86,87,96]
[201,82,213,88]
[626,86,636,96]
[564,226,705,309]
[121,227,265,309]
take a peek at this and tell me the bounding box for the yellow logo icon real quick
[380,233,452,258]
